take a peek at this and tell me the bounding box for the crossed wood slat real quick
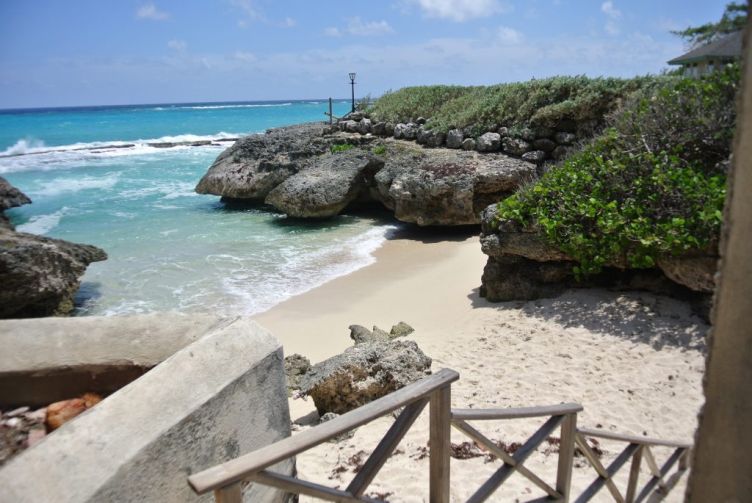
[188,369,691,503]
[574,428,692,503]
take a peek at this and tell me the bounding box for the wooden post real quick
[328,97,333,125]
[213,482,242,503]
[625,445,643,503]
[556,413,577,502]
[429,385,451,503]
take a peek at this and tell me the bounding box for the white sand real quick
[254,234,708,502]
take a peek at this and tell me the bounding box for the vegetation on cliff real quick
[368,75,660,135]
[497,65,738,276]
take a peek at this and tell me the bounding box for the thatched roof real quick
[668,31,743,65]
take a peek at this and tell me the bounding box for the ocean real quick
[0,100,396,316]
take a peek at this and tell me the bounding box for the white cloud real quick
[281,17,297,28]
[137,3,169,21]
[601,1,621,19]
[233,51,257,62]
[229,0,260,20]
[325,18,394,37]
[601,1,622,36]
[406,0,511,22]
[167,39,187,51]
[498,26,522,44]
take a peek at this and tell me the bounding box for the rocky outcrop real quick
[284,354,311,395]
[0,178,107,318]
[195,123,335,200]
[299,339,432,415]
[0,230,108,317]
[479,204,717,304]
[265,150,383,218]
[196,125,535,226]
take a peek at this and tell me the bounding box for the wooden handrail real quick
[577,428,691,449]
[188,368,459,495]
[452,403,583,421]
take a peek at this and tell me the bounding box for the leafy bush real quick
[497,66,737,276]
[368,76,662,134]
[372,145,386,156]
[331,143,355,154]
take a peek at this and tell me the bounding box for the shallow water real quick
[1,100,397,316]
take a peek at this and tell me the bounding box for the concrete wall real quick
[0,313,235,406]
[686,21,752,503]
[0,317,293,503]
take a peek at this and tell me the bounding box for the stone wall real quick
[335,112,583,166]
[0,315,292,502]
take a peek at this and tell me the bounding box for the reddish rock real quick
[46,399,87,431]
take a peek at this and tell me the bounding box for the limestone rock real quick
[384,123,395,137]
[522,150,547,164]
[446,129,464,149]
[461,138,477,151]
[477,133,501,152]
[502,137,532,156]
[0,229,107,318]
[299,339,432,415]
[195,123,331,200]
[390,321,415,338]
[554,132,576,145]
[358,118,372,135]
[552,145,571,161]
[533,138,557,153]
[284,354,312,393]
[265,150,383,218]
[0,177,31,212]
[349,324,387,344]
[656,256,717,293]
[384,148,535,226]
[372,122,387,136]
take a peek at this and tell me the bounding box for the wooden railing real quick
[573,428,692,503]
[188,368,459,503]
[450,403,582,502]
[188,368,691,502]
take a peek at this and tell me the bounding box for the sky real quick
[0,0,733,108]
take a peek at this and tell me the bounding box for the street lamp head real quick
[349,72,356,82]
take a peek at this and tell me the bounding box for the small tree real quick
[672,2,747,47]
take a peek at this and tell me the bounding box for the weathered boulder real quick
[477,133,501,152]
[0,229,107,318]
[533,138,557,153]
[344,120,360,133]
[0,177,31,212]
[446,129,464,149]
[461,138,477,151]
[299,339,432,415]
[372,122,387,136]
[383,146,536,226]
[656,256,717,293]
[522,150,547,165]
[358,118,372,135]
[195,123,332,200]
[394,123,419,140]
[284,354,312,394]
[480,211,570,262]
[390,321,415,338]
[552,145,571,161]
[554,132,577,145]
[502,137,532,156]
[265,150,383,218]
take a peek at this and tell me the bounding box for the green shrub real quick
[368,76,663,134]
[497,66,737,276]
[330,143,355,154]
[372,145,386,156]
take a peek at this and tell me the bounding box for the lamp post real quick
[349,72,356,113]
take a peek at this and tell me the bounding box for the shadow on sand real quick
[467,286,708,353]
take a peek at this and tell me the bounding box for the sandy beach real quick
[254,232,708,502]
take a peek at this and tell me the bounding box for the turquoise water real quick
[1,101,395,316]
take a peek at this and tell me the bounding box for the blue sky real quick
[0,0,731,108]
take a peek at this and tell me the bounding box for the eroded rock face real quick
[381,144,535,226]
[197,126,535,226]
[0,177,32,213]
[299,339,432,415]
[479,204,717,304]
[265,150,383,218]
[195,123,334,200]
[0,229,107,318]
